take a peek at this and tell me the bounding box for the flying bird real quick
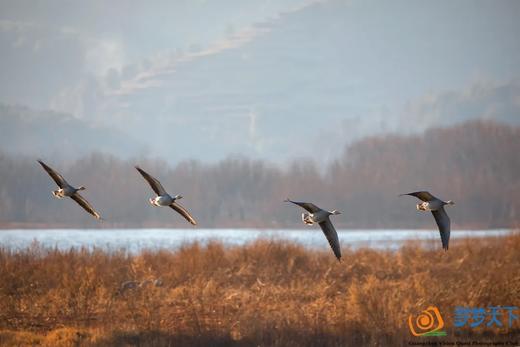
[285,198,342,261]
[400,191,454,250]
[135,166,197,225]
[37,160,102,220]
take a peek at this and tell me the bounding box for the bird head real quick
[446,200,455,206]
[331,210,342,215]
[174,194,183,200]
[77,186,86,191]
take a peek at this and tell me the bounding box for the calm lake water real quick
[0,228,514,253]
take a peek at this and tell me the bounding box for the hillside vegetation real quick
[1,120,519,228]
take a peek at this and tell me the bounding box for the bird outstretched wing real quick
[284,199,321,213]
[170,202,197,225]
[431,207,450,251]
[318,218,342,261]
[135,166,167,196]
[400,191,437,202]
[37,160,68,188]
[71,193,102,220]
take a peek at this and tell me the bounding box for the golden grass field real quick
[0,233,519,346]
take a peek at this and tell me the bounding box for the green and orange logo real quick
[408,306,447,337]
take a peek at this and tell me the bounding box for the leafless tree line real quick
[0,120,518,228]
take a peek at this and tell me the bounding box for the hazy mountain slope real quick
[0,104,144,159]
[93,0,520,163]
[1,1,519,164]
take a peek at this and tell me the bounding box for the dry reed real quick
[0,233,519,346]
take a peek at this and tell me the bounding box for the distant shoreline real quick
[0,222,514,231]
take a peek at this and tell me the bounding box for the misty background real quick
[0,0,519,227]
